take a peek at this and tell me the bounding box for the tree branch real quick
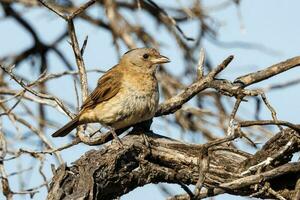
[48,129,300,200]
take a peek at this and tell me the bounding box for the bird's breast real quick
[122,80,158,114]
[80,73,159,129]
[111,77,159,128]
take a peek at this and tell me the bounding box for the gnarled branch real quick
[48,129,300,200]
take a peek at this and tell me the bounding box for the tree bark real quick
[47,129,300,200]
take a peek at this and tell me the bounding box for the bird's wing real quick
[81,65,123,111]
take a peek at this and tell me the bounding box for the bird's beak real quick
[152,55,170,64]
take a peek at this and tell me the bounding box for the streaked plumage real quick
[52,48,170,137]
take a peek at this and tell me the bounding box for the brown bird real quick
[52,48,170,138]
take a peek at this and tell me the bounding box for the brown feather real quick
[52,66,123,137]
[52,116,79,137]
[51,48,169,138]
[81,65,123,111]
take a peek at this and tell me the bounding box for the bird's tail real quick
[52,116,79,137]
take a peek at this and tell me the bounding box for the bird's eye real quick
[143,54,149,59]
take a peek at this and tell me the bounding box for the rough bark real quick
[47,129,300,200]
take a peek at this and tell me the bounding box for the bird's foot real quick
[104,125,123,147]
[131,125,152,149]
[142,133,151,149]
[111,129,123,147]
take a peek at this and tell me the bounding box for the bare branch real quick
[67,19,88,101]
[235,56,300,87]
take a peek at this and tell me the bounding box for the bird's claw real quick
[104,125,123,148]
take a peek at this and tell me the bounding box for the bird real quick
[52,47,170,139]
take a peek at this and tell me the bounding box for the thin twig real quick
[197,48,205,79]
[67,19,88,101]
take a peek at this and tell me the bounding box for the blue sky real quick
[1,0,300,199]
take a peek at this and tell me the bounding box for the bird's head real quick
[120,48,170,74]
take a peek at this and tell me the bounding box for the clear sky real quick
[1,0,300,199]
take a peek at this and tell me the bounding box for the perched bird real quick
[52,48,170,137]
